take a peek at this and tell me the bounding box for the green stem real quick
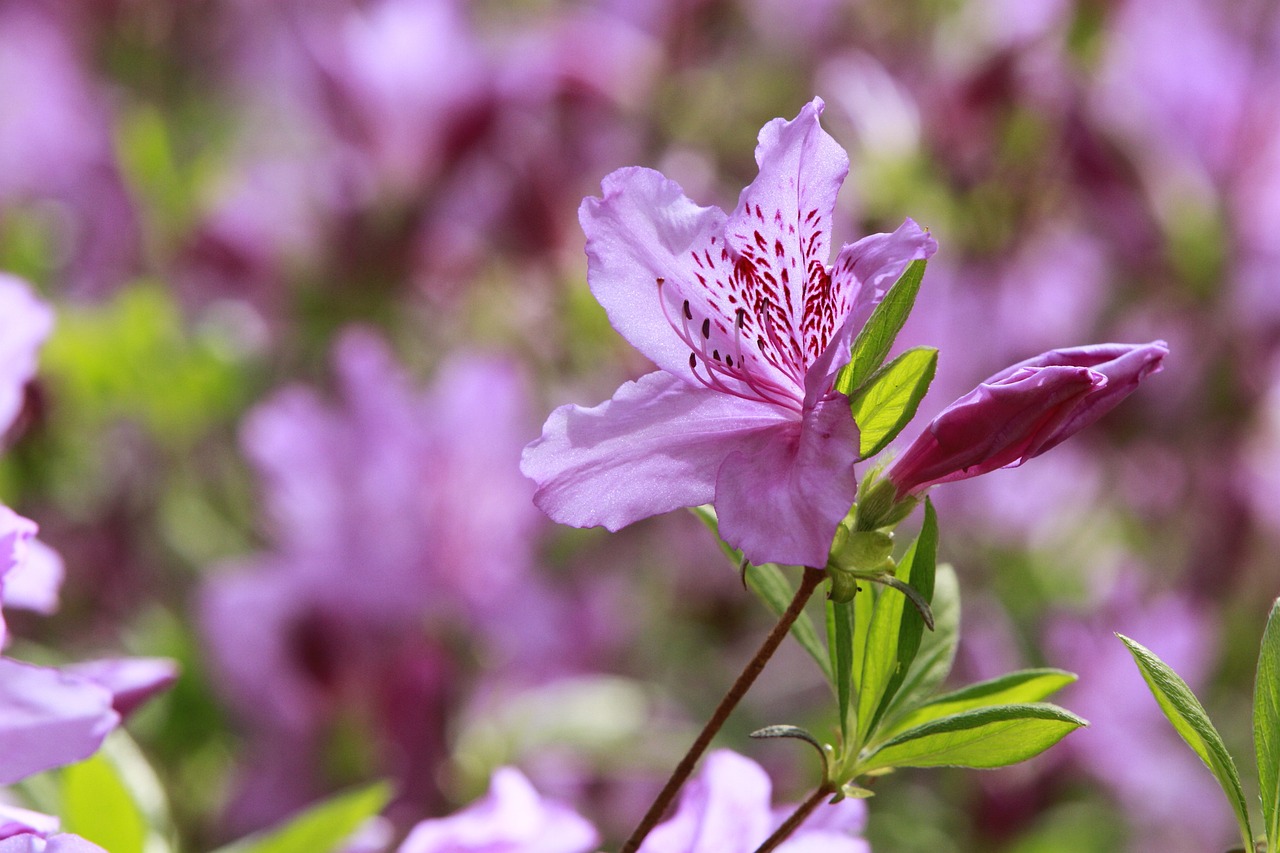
[618,567,827,853]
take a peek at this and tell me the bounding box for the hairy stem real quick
[752,784,836,853]
[619,566,827,853]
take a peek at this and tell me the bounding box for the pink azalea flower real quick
[640,750,868,853]
[885,342,1168,498]
[397,767,598,853]
[522,99,936,567]
[0,833,106,853]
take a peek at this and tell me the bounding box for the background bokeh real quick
[1,0,1277,850]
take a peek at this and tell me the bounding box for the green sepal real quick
[837,259,928,397]
[1119,633,1254,849]
[858,703,1086,773]
[60,733,173,853]
[848,346,938,459]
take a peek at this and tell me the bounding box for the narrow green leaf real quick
[827,597,856,738]
[836,259,928,396]
[858,501,939,742]
[859,703,1086,772]
[885,669,1077,737]
[877,564,960,728]
[850,577,875,698]
[1255,598,1280,849]
[849,347,938,458]
[692,507,833,684]
[1119,633,1254,848]
[210,783,392,853]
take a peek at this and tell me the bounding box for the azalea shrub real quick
[0,2,1276,853]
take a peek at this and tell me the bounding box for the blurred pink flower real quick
[523,99,935,567]
[639,750,868,853]
[1046,574,1235,853]
[886,342,1167,498]
[201,328,579,831]
[398,768,598,853]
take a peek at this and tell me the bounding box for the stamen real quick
[701,318,710,339]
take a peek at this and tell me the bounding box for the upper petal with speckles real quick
[522,371,794,536]
[725,98,849,372]
[715,394,859,567]
[804,218,937,405]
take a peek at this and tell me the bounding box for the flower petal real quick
[640,751,774,853]
[0,275,54,435]
[807,218,938,397]
[64,657,179,718]
[715,395,859,567]
[0,659,119,785]
[523,372,794,533]
[725,99,849,366]
[579,167,728,380]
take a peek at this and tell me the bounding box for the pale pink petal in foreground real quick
[64,657,179,719]
[398,767,598,853]
[0,659,118,785]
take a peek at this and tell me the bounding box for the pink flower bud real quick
[886,341,1167,497]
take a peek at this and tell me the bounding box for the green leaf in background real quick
[1255,598,1280,848]
[886,669,1077,738]
[848,346,938,458]
[691,506,833,684]
[210,783,392,853]
[859,703,1086,772]
[877,564,960,729]
[1119,633,1254,850]
[61,733,173,853]
[836,259,928,397]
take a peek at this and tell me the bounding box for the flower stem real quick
[618,566,827,853]
[752,784,836,853]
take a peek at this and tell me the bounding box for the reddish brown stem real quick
[753,784,836,853]
[618,566,827,853]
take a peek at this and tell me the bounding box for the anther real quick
[689,353,697,368]
[701,318,710,339]
[683,300,693,320]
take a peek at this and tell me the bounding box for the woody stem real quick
[618,566,828,853]
[752,783,836,853]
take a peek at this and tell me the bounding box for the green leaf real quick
[60,734,172,853]
[877,564,960,729]
[859,703,1086,772]
[1256,598,1280,848]
[210,783,392,853]
[836,259,928,396]
[692,507,832,684]
[848,347,938,458]
[827,597,856,739]
[1119,633,1254,848]
[857,501,938,742]
[886,669,1077,737]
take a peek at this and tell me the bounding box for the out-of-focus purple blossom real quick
[0,275,53,435]
[0,540,63,617]
[397,767,598,853]
[0,804,105,853]
[639,750,868,853]
[0,658,117,786]
[523,99,935,567]
[0,6,139,295]
[1045,573,1235,853]
[201,328,581,831]
[63,658,179,718]
[0,833,107,853]
[886,342,1168,498]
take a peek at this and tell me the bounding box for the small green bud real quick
[828,569,860,603]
